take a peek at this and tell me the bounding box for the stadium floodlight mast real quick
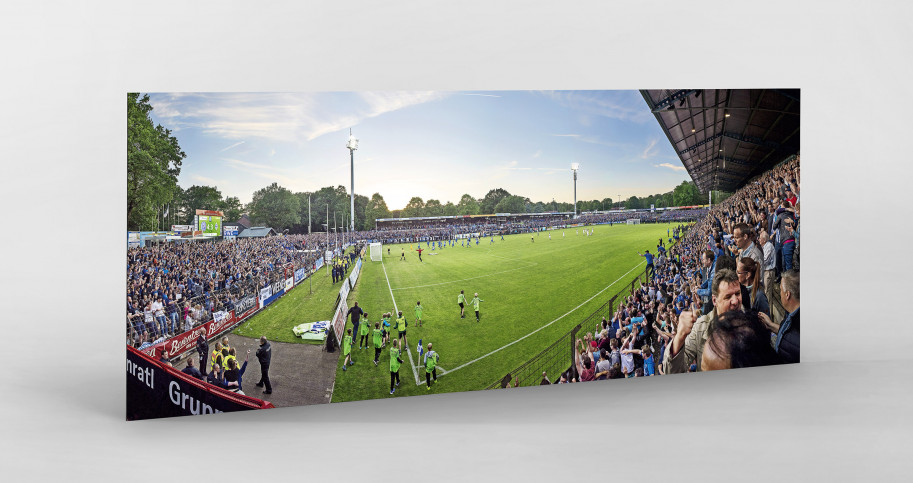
[346,129,358,233]
[571,163,579,218]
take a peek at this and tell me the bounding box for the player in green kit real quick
[470,293,484,322]
[395,311,408,351]
[423,342,439,390]
[414,301,424,328]
[389,339,403,394]
[457,290,467,319]
[358,312,370,349]
[372,322,383,366]
[342,328,354,371]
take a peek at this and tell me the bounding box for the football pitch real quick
[331,222,678,402]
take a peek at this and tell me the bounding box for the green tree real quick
[424,199,444,216]
[457,193,480,215]
[480,188,511,214]
[127,93,185,230]
[602,198,613,211]
[179,185,224,224]
[248,182,301,230]
[364,192,391,230]
[402,196,425,218]
[625,196,641,210]
[443,201,458,216]
[673,181,701,207]
[494,195,526,214]
[223,196,243,221]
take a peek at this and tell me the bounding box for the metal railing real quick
[485,266,650,389]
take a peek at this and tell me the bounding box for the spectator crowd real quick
[527,155,800,385]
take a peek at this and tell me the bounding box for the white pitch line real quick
[392,265,536,291]
[381,259,420,384]
[442,260,647,376]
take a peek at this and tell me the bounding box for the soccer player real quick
[372,322,383,365]
[457,290,467,318]
[500,234,504,241]
[414,301,424,328]
[548,233,551,240]
[531,235,534,243]
[358,312,370,349]
[417,247,423,262]
[424,342,439,389]
[395,310,408,350]
[490,236,494,244]
[389,339,402,394]
[563,231,565,238]
[400,248,406,261]
[342,328,354,371]
[470,293,484,322]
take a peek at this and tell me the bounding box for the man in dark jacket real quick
[255,336,272,394]
[346,302,364,341]
[195,329,209,372]
[759,270,799,364]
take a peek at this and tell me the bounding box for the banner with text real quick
[127,345,273,420]
[332,299,348,345]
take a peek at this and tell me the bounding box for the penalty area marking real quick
[441,260,647,377]
[392,250,538,291]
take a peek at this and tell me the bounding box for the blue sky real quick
[146,91,689,210]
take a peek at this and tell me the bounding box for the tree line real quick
[127,93,717,233]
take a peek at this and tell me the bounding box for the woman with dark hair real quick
[737,257,770,317]
[701,309,780,371]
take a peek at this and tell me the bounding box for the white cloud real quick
[641,139,658,159]
[654,163,686,172]
[532,149,541,158]
[219,141,245,152]
[538,90,653,124]
[148,91,448,144]
[461,93,501,98]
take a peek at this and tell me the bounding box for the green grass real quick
[233,247,355,344]
[331,223,678,403]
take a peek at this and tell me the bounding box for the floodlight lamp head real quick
[347,134,358,151]
[571,163,579,171]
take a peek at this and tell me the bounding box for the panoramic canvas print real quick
[126,89,800,420]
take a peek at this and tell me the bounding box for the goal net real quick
[626,218,641,225]
[370,242,383,262]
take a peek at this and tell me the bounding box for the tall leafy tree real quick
[480,188,511,214]
[223,196,243,222]
[493,195,526,214]
[457,193,480,215]
[248,182,301,230]
[364,192,392,230]
[443,201,458,216]
[127,93,185,230]
[179,185,224,224]
[424,199,444,216]
[402,196,425,218]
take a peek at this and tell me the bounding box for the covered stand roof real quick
[640,89,799,194]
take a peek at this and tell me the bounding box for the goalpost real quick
[370,242,383,262]
[626,218,641,225]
